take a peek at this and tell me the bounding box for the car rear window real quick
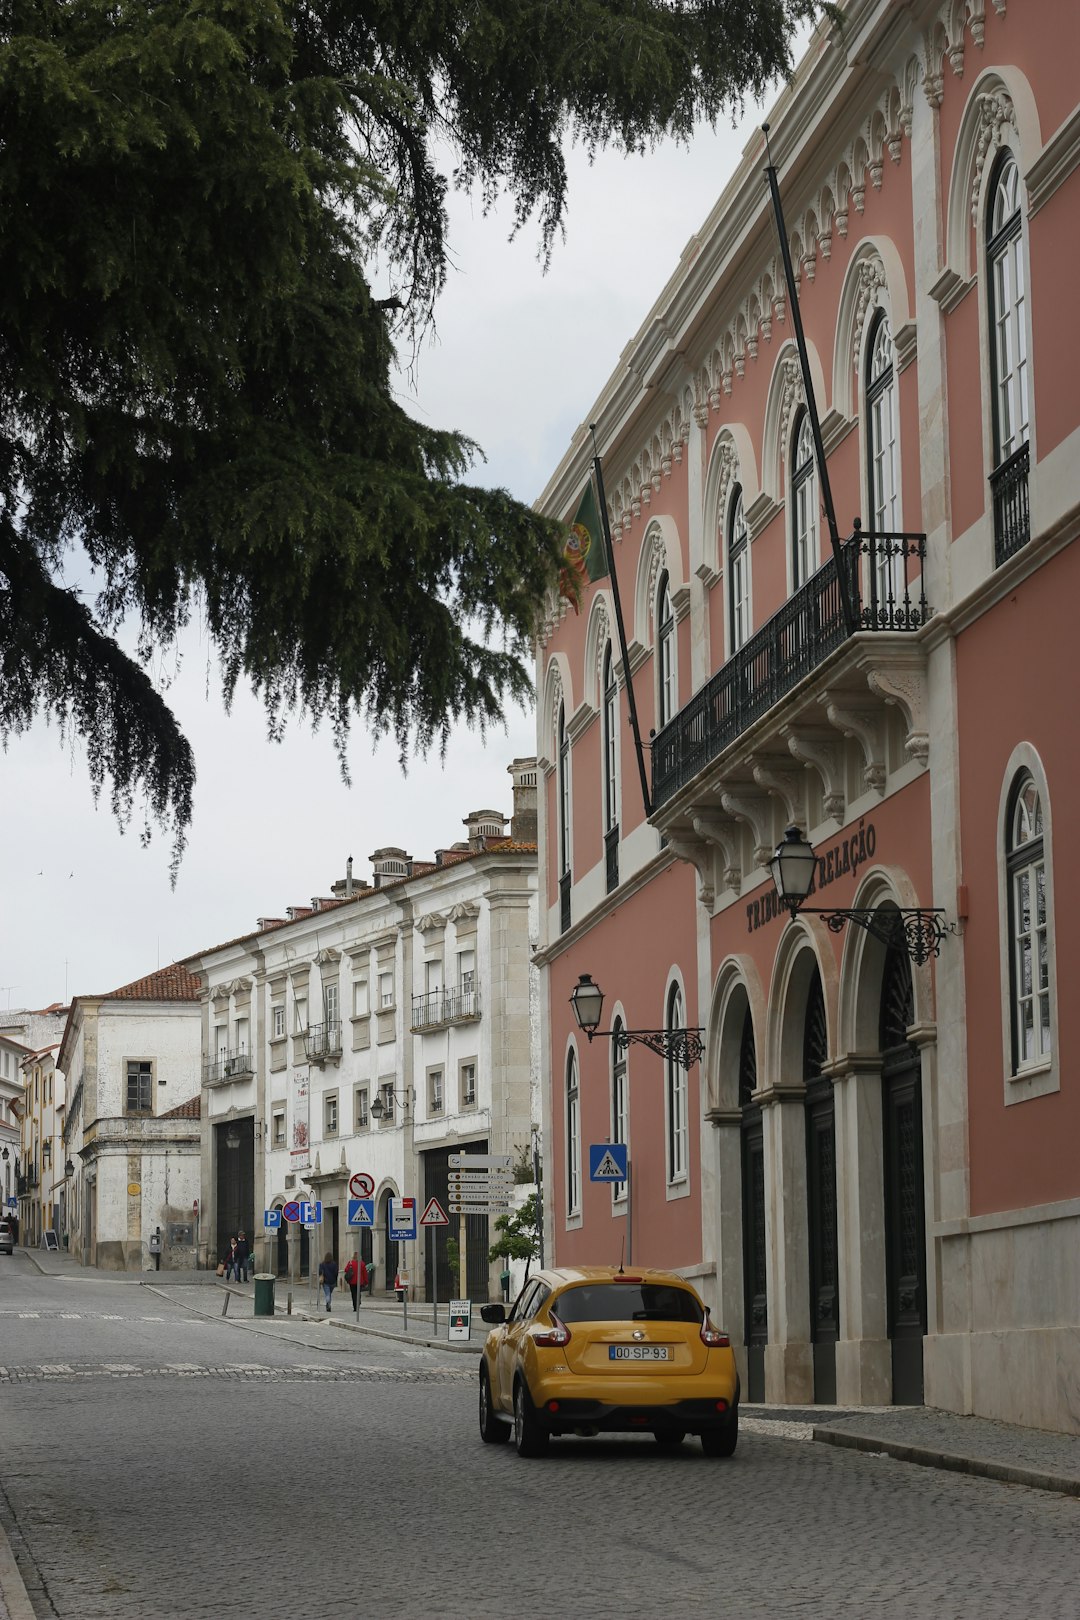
[553,1283,702,1325]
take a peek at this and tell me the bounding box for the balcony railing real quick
[652,529,928,809]
[410,983,481,1032]
[204,1048,253,1085]
[605,824,620,894]
[304,1020,343,1061]
[991,441,1030,567]
[17,1168,38,1194]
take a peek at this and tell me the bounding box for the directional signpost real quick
[446,1153,514,1299]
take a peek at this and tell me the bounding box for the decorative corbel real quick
[782,725,847,823]
[865,665,930,766]
[750,758,807,828]
[821,694,887,793]
[719,788,775,869]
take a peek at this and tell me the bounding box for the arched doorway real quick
[739,1007,767,1403]
[803,971,838,1403]
[880,943,925,1404]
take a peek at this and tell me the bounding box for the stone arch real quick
[944,68,1042,283]
[582,590,616,714]
[832,237,913,420]
[707,955,767,1115]
[702,425,759,580]
[766,917,840,1090]
[633,513,685,648]
[538,651,573,772]
[836,865,936,1057]
[761,340,828,504]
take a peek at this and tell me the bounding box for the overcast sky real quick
[1,98,775,1012]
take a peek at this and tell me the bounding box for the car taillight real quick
[700,1318,730,1348]
[533,1312,571,1347]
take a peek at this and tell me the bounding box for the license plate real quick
[608,1345,671,1361]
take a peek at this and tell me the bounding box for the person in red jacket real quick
[344,1253,368,1309]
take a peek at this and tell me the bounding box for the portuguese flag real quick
[558,475,609,611]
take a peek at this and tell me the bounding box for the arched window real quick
[728,486,751,652]
[602,643,618,835]
[656,571,676,728]
[987,152,1030,562]
[790,410,817,590]
[566,1050,581,1215]
[1007,773,1050,1070]
[866,312,903,612]
[666,984,688,1183]
[611,1018,628,1203]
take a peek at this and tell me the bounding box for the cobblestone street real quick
[1,1260,1078,1619]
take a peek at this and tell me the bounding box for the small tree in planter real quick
[488,1192,541,1296]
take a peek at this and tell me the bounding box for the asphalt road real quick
[1,1253,1078,1619]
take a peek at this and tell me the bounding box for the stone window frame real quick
[324,1089,339,1138]
[125,1057,154,1117]
[998,744,1058,1105]
[458,1057,478,1112]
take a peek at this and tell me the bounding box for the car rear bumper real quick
[534,1395,737,1437]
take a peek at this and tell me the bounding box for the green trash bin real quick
[253,1274,276,1317]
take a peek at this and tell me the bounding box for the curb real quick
[812,1426,1080,1500]
[0,1520,36,1620]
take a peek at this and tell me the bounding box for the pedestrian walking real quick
[344,1253,368,1310]
[318,1251,338,1312]
[224,1236,239,1281]
[235,1230,250,1281]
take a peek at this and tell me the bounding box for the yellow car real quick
[478,1265,739,1458]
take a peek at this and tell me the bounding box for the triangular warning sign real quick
[594,1151,623,1178]
[420,1196,449,1227]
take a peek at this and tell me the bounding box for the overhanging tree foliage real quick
[0,0,825,866]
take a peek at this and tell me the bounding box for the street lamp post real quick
[568,975,705,1070]
[768,825,949,966]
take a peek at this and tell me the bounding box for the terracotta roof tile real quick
[101,963,202,1003]
[160,1095,201,1120]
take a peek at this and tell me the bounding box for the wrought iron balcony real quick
[303,1020,343,1062]
[204,1048,253,1085]
[410,983,481,1032]
[991,441,1030,566]
[652,529,928,809]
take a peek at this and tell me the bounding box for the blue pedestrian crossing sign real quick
[347,1198,375,1228]
[589,1143,628,1181]
[263,1208,282,1230]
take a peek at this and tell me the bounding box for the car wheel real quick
[479,1366,509,1445]
[654,1431,685,1446]
[701,1407,738,1458]
[513,1378,549,1458]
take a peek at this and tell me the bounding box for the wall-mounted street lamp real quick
[368,1086,411,1121]
[64,1159,75,1179]
[569,975,705,1071]
[224,1124,242,1151]
[769,825,948,966]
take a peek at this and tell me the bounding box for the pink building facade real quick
[535,0,1080,1432]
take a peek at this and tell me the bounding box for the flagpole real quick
[589,425,653,821]
[761,126,857,636]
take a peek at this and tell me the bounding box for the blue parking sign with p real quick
[348,1198,375,1228]
[263,1208,282,1230]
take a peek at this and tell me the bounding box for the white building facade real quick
[188,760,540,1299]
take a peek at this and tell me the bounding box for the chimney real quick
[346,855,354,897]
[463,809,508,852]
[509,757,538,843]
[369,847,412,889]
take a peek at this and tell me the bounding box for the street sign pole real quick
[627,1156,633,1267]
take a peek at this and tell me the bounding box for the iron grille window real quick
[666,986,688,1182]
[126,1061,152,1115]
[566,1050,581,1215]
[728,486,751,652]
[791,410,817,590]
[1007,773,1050,1070]
[611,1026,628,1201]
[602,643,619,835]
[657,572,676,727]
[988,152,1030,563]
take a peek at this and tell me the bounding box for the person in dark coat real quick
[318,1252,338,1312]
[234,1230,250,1282]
